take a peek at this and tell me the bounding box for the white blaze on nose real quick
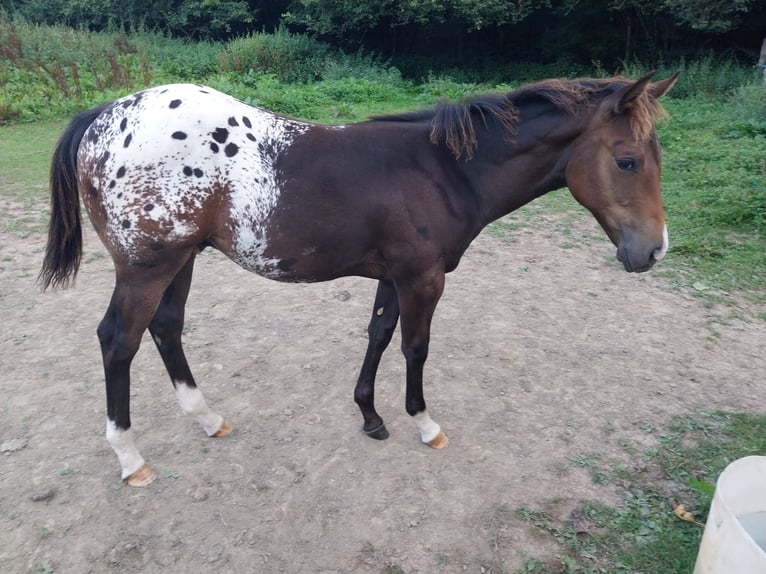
[652,225,669,261]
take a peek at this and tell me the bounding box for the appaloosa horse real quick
[41,71,679,486]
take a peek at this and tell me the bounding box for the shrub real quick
[225,27,331,83]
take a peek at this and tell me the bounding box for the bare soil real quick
[1,202,764,574]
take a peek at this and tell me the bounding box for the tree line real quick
[2,0,764,69]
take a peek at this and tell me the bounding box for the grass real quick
[656,94,766,303]
[515,410,766,573]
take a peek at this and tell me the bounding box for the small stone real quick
[30,488,55,502]
[1,437,28,453]
[337,290,351,301]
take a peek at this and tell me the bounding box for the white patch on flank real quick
[413,410,442,444]
[77,83,310,275]
[223,111,309,276]
[106,418,145,479]
[653,224,669,261]
[174,382,224,436]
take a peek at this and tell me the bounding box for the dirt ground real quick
[1,199,764,574]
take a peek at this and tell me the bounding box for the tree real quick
[661,0,754,33]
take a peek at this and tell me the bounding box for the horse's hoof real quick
[212,420,232,437]
[125,463,157,487]
[426,431,449,449]
[364,423,389,440]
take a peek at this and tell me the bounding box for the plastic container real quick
[694,456,766,574]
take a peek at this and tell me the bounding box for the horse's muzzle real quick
[616,225,668,273]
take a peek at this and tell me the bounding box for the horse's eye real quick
[616,157,637,172]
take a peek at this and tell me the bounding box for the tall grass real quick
[620,55,763,99]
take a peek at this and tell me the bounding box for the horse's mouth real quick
[616,247,655,273]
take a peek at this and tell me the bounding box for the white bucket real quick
[694,456,766,574]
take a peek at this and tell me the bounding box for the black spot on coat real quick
[228,117,239,127]
[246,133,256,142]
[212,128,229,144]
[96,151,110,170]
[116,166,126,178]
[144,204,154,211]
[121,219,131,229]
[172,131,187,140]
[123,133,132,147]
[119,118,127,132]
[193,168,204,178]
[169,99,182,108]
[242,116,252,128]
[210,142,219,153]
[183,166,193,176]
[224,142,239,157]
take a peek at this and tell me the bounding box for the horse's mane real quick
[371,77,666,159]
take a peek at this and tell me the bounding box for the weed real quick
[515,411,766,573]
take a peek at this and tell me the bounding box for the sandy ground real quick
[1,198,764,573]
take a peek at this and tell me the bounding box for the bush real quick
[225,27,331,83]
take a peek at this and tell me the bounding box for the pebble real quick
[30,488,56,503]
[1,437,28,453]
[337,290,351,301]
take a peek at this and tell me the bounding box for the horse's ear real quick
[648,70,681,99]
[609,71,656,115]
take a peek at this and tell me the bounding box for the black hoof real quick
[364,423,389,440]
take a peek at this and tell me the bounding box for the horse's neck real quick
[466,108,584,227]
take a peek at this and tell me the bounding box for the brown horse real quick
[41,71,679,486]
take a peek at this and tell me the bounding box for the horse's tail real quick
[39,103,109,290]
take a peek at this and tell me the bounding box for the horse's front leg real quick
[396,267,449,449]
[354,280,400,439]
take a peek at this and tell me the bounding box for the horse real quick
[40,71,679,486]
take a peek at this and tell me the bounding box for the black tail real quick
[39,103,109,290]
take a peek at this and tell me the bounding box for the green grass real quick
[0,118,66,236]
[657,93,766,303]
[516,411,766,574]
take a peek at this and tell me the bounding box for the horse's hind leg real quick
[99,251,195,487]
[354,280,399,439]
[148,253,231,438]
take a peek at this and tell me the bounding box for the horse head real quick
[565,71,680,272]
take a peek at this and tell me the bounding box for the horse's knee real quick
[402,340,429,364]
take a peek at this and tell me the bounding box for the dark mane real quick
[371,77,666,159]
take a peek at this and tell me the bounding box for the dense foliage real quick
[1,0,764,68]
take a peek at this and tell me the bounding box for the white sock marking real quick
[174,382,224,436]
[106,419,145,479]
[413,410,441,444]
